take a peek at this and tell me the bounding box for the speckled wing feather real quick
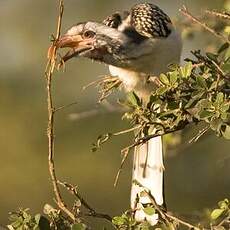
[103,11,129,28]
[130,3,172,38]
[103,3,172,39]
[103,13,122,28]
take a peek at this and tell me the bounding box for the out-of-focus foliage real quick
[112,198,230,230]
[177,1,230,49]
[7,205,87,230]
[7,199,230,229]
[7,208,50,230]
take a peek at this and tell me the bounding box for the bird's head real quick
[56,21,135,67]
[56,3,181,74]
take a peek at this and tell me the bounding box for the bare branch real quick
[54,101,78,113]
[45,0,76,222]
[180,6,230,44]
[58,181,113,222]
[189,125,210,143]
[114,148,130,187]
[205,10,230,20]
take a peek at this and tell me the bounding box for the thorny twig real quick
[57,181,113,222]
[45,0,76,222]
[179,6,230,44]
[205,10,230,20]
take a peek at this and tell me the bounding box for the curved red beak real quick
[56,34,94,63]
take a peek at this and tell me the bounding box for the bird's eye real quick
[82,30,96,39]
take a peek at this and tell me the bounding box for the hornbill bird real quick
[57,2,182,225]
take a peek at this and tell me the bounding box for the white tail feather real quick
[131,136,164,225]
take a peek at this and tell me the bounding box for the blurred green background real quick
[0,0,229,229]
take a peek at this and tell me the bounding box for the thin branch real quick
[189,125,210,143]
[140,190,171,226]
[164,212,200,230]
[217,213,230,227]
[180,6,230,44]
[112,121,190,185]
[113,125,141,136]
[122,121,190,155]
[114,148,130,187]
[54,101,78,113]
[57,181,113,222]
[110,122,192,187]
[45,0,75,222]
[210,60,226,78]
[205,10,230,20]
[136,183,200,230]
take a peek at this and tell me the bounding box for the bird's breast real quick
[109,65,154,100]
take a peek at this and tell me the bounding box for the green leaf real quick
[221,63,230,73]
[71,223,87,230]
[143,207,155,216]
[127,92,141,107]
[199,99,212,108]
[222,125,230,139]
[218,43,229,54]
[196,76,207,89]
[169,71,178,86]
[220,103,229,113]
[168,63,179,70]
[211,208,225,220]
[199,110,213,119]
[34,214,41,224]
[224,26,230,35]
[112,216,127,226]
[180,62,193,78]
[218,199,229,209]
[216,93,224,104]
[159,74,170,85]
[156,87,167,95]
[206,52,218,62]
[225,47,230,60]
